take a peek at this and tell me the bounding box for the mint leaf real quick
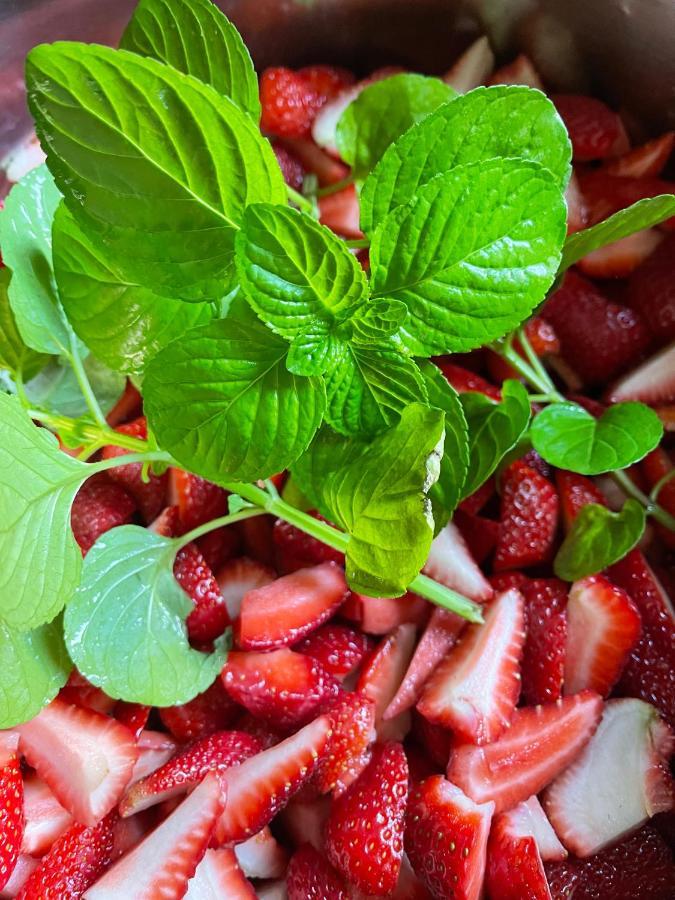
[554,500,646,581]
[26,43,285,300]
[120,0,260,119]
[419,361,469,529]
[63,526,227,706]
[560,195,675,273]
[324,342,426,437]
[0,392,90,630]
[24,355,125,419]
[350,299,407,343]
[336,74,456,180]
[287,321,349,377]
[0,269,49,380]
[293,404,445,596]
[361,85,571,234]
[460,379,531,499]
[531,401,663,475]
[0,618,71,728]
[370,158,566,355]
[144,314,326,483]
[53,205,217,375]
[236,203,368,338]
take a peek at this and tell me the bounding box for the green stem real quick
[316,175,355,197]
[88,450,172,475]
[66,338,107,428]
[611,469,675,532]
[29,409,151,453]
[344,238,370,250]
[286,185,316,215]
[173,508,268,552]
[650,467,675,503]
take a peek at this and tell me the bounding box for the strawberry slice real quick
[2,855,38,898]
[222,648,339,729]
[272,513,344,569]
[447,691,603,813]
[417,589,526,744]
[318,184,362,239]
[434,361,501,401]
[129,730,177,786]
[86,773,224,899]
[215,715,331,844]
[216,557,276,620]
[515,795,567,862]
[325,742,408,895]
[642,447,675,548]
[486,802,553,900]
[555,470,608,530]
[314,691,376,795]
[158,680,240,743]
[260,65,354,139]
[0,733,23,891]
[168,468,228,533]
[604,132,675,178]
[70,475,136,554]
[577,229,663,279]
[552,94,628,161]
[357,624,417,741]
[286,843,350,900]
[20,773,71,857]
[105,379,142,427]
[185,848,256,899]
[544,698,674,857]
[16,813,116,900]
[100,417,167,522]
[346,591,429,635]
[174,542,230,643]
[113,701,150,740]
[236,562,347,650]
[579,170,675,230]
[488,53,544,89]
[520,578,568,706]
[278,796,331,851]
[564,575,642,697]
[120,731,260,817]
[16,699,138,826]
[272,141,305,190]
[296,623,373,679]
[565,172,590,233]
[278,136,349,187]
[494,461,559,571]
[443,36,495,92]
[626,233,675,346]
[607,341,675,405]
[423,522,494,601]
[454,510,499,565]
[405,775,494,900]
[234,827,288,880]
[59,671,117,715]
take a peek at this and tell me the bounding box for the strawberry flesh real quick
[0,733,23,891]
[486,803,552,900]
[552,94,628,161]
[186,847,256,899]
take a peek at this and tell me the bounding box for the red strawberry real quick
[486,803,553,900]
[490,571,531,592]
[579,170,675,229]
[286,843,350,900]
[272,141,305,191]
[521,448,553,481]
[279,137,349,187]
[85,773,224,899]
[552,94,628,161]
[444,35,495,92]
[520,578,568,706]
[159,680,240,743]
[2,856,38,898]
[544,699,674,857]
[222,648,339,730]
[604,132,675,178]
[494,461,559,571]
[346,591,429,635]
[564,575,641,697]
[296,623,373,679]
[411,712,453,770]
[314,691,376,795]
[0,733,23,891]
[17,813,116,900]
[105,379,142,427]
[488,54,544,89]
[100,417,167,522]
[545,824,675,900]
[325,742,408,895]
[58,671,116,715]
[542,270,651,384]
[405,775,494,900]
[16,699,138,826]
[70,475,136,553]
[196,525,240,573]
[417,589,525,744]
[20,773,71,857]
[318,184,362,238]
[186,848,256,898]
[174,542,230,643]
[357,624,417,741]
[454,510,499,565]
[120,730,260,817]
[608,550,675,729]
[168,468,228,533]
[234,826,288,880]
[216,556,276,620]
[236,562,347,650]
[260,65,353,139]
[447,691,603,813]
[272,513,344,569]
[113,701,150,740]
[607,341,675,405]
[215,715,331,844]
[423,522,494,601]
[555,470,608,530]
[642,447,675,548]
[459,477,496,515]
[577,230,663,279]
[510,795,567,862]
[278,796,331,851]
[626,233,675,346]
[130,730,177,786]
[434,360,501,401]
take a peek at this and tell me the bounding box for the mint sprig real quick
[554,500,646,581]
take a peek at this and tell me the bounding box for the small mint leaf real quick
[350,299,407,343]
[287,322,349,377]
[0,269,49,380]
[227,494,252,515]
[554,500,646,581]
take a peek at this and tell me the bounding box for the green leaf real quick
[0,392,89,630]
[52,205,217,375]
[0,269,49,380]
[419,361,469,529]
[554,500,646,581]
[336,74,456,180]
[236,203,368,338]
[560,195,675,273]
[144,314,326,483]
[287,321,349,377]
[26,42,285,300]
[361,85,572,234]
[120,0,260,119]
[531,401,663,475]
[369,158,566,355]
[63,526,227,706]
[0,165,73,355]
[350,299,407,343]
[460,379,531,499]
[324,342,426,437]
[0,618,71,728]
[293,403,445,596]
[24,355,126,418]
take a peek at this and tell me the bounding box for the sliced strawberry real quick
[313,691,376,795]
[20,773,71,857]
[626,233,675,346]
[325,742,408,895]
[234,714,285,751]
[168,468,228,533]
[405,775,494,900]
[577,229,663,279]
[159,680,240,743]
[216,556,276,620]
[488,54,544,89]
[272,141,305,190]
[185,847,256,899]
[278,796,331,851]
[552,94,628,161]
[278,137,349,187]
[555,470,608,530]
[120,730,260,817]
[100,417,167,522]
[70,474,136,554]
[607,341,675,405]
[272,512,344,569]
[604,132,675,178]
[215,715,331,844]
[287,843,350,900]
[16,699,137,826]
[105,379,142,427]
[434,360,501,401]
[423,522,494,601]
[516,795,567,862]
[130,730,177,786]
[411,713,453,772]
[110,812,150,860]
[318,184,362,238]
[236,562,347,650]
[486,802,553,900]
[0,733,23,891]
[58,671,117,715]
[544,698,674,857]
[234,827,288,880]
[296,623,373,679]
[346,592,429,635]
[579,170,675,229]
[260,65,354,139]
[443,36,495,92]
[417,589,525,744]
[494,461,559,571]
[113,701,150,740]
[1,855,38,898]
[490,571,531,592]
[520,578,568,706]
[459,476,496,516]
[642,447,675,548]
[565,172,590,233]
[447,691,603,813]
[454,510,499,565]
[86,773,223,899]
[16,813,116,900]
[222,648,339,730]
[174,542,230,643]
[357,624,417,741]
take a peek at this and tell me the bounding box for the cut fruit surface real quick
[185,848,256,899]
[423,522,494,601]
[486,802,552,900]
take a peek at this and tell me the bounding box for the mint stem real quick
[88,450,172,475]
[65,336,107,428]
[650,467,675,503]
[29,409,151,454]
[316,175,355,197]
[286,185,316,215]
[611,469,675,532]
[344,238,370,250]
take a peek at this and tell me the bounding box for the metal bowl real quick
[2,0,675,182]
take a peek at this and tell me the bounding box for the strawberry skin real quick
[174,542,230,643]
[185,848,256,899]
[434,361,501,401]
[626,233,675,347]
[520,578,568,706]
[494,461,559,571]
[0,733,23,891]
[552,94,628,160]
[447,691,603,813]
[486,804,552,900]
[296,623,373,679]
[325,742,408,895]
[272,512,344,569]
[158,679,240,743]
[100,417,167,523]
[70,474,136,554]
[272,141,305,191]
[286,843,350,900]
[555,470,608,530]
[314,691,376,795]
[417,589,526,744]
[168,468,228,533]
[260,65,353,138]
[357,624,417,741]
[405,776,494,900]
